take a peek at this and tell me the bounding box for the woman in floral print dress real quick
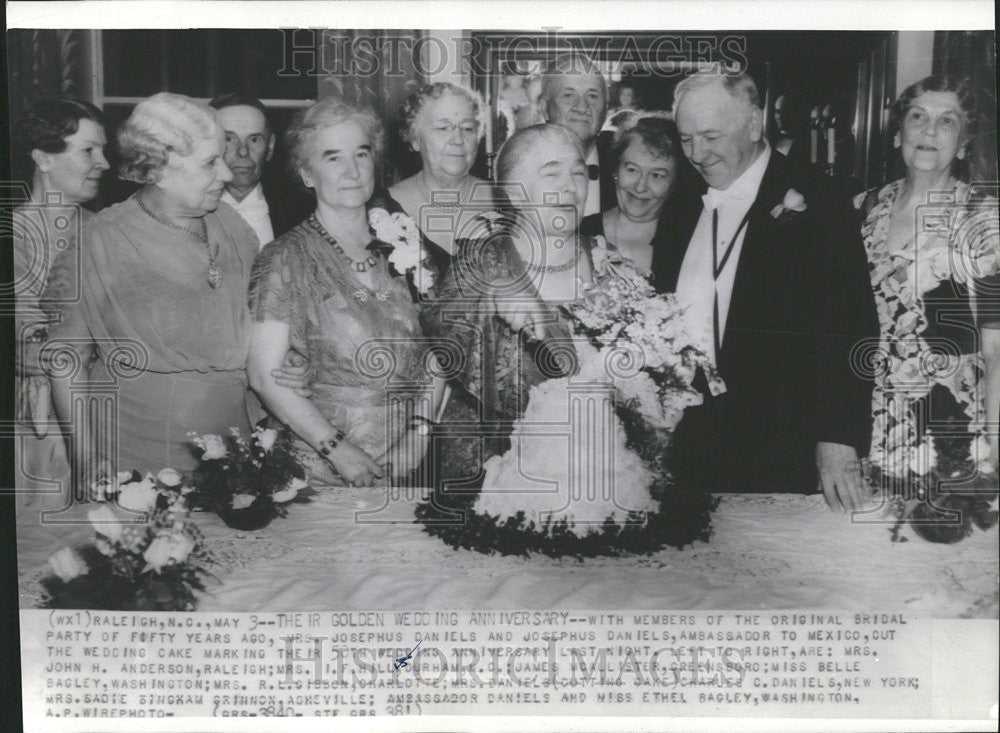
[857,75,999,490]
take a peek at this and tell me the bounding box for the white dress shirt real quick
[675,144,771,365]
[221,184,274,250]
[584,146,602,217]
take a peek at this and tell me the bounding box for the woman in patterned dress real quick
[246,97,446,487]
[857,75,999,491]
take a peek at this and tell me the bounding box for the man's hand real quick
[817,442,867,513]
[271,350,313,398]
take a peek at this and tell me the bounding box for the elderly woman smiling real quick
[373,82,487,275]
[247,97,446,488]
[44,92,260,482]
[582,116,679,271]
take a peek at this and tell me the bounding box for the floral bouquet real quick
[42,474,209,611]
[369,207,436,295]
[188,426,312,531]
[569,241,725,434]
[417,242,724,557]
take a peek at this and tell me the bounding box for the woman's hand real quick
[76,455,117,502]
[375,428,431,480]
[490,277,552,340]
[270,350,313,398]
[325,439,384,487]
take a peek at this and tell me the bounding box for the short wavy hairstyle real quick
[889,74,980,181]
[14,97,105,172]
[284,97,385,182]
[399,82,487,148]
[117,92,221,184]
[672,66,762,118]
[611,116,679,172]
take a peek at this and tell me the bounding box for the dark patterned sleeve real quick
[419,236,515,403]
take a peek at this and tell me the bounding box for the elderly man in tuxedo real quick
[652,68,878,512]
[541,53,614,215]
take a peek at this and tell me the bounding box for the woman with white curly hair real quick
[44,92,260,483]
[371,82,488,278]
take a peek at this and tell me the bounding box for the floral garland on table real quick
[861,180,1000,543]
[369,207,435,295]
[42,472,210,611]
[416,239,722,557]
[187,426,313,531]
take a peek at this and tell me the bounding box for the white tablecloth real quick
[16,490,999,616]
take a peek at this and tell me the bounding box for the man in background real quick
[209,93,309,247]
[541,53,613,215]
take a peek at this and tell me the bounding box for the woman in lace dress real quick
[857,75,1000,488]
[246,98,446,487]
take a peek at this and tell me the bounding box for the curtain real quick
[319,30,426,186]
[934,31,998,184]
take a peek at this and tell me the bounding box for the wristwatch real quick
[408,415,435,436]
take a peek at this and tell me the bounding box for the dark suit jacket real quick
[595,133,617,213]
[261,172,314,239]
[651,151,878,493]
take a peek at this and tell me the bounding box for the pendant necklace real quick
[137,192,221,288]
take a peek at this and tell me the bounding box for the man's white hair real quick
[672,66,762,118]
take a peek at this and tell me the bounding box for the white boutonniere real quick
[368,207,435,294]
[770,188,808,219]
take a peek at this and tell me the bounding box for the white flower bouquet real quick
[42,474,209,610]
[188,426,312,530]
[570,241,724,431]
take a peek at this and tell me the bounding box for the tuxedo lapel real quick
[719,153,794,361]
[653,181,704,292]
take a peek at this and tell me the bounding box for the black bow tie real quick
[587,164,599,181]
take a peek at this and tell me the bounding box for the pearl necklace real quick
[137,193,221,288]
[416,173,473,211]
[523,242,584,273]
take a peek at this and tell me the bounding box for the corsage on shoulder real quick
[368,207,435,295]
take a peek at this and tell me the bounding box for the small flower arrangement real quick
[368,207,435,294]
[188,426,312,531]
[42,475,209,611]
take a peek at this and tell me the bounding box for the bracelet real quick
[318,429,346,457]
[408,415,436,436]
